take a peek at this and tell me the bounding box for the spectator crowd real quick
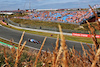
[16,10,93,24]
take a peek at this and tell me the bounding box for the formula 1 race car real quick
[28,39,41,44]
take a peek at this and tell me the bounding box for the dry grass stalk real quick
[55,26,65,64]
[51,43,55,50]
[18,31,25,50]
[88,30,96,54]
[89,50,95,60]
[89,5,98,21]
[91,47,100,67]
[86,20,95,34]
[40,50,52,65]
[85,50,93,64]
[89,5,100,49]
[52,51,57,67]
[86,8,100,67]
[70,47,79,66]
[81,42,86,57]
[55,35,63,64]
[85,43,95,60]
[58,25,68,67]
[89,5,100,32]
[55,35,59,52]
[15,31,26,67]
[34,37,47,67]
[92,45,95,52]
[55,46,63,64]
[18,41,26,59]
[72,46,76,57]
[75,50,84,63]
[44,50,48,57]
[11,47,16,60]
[48,48,52,54]
[85,43,95,54]
[80,43,90,67]
[63,50,68,67]
[86,20,98,51]
[3,47,10,67]
[58,25,66,49]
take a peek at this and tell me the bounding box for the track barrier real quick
[0,41,17,49]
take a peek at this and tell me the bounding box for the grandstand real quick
[17,10,93,25]
[13,4,100,25]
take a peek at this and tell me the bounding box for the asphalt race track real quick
[0,26,93,54]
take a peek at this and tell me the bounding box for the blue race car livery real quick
[28,39,41,44]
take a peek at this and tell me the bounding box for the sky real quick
[0,0,100,10]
